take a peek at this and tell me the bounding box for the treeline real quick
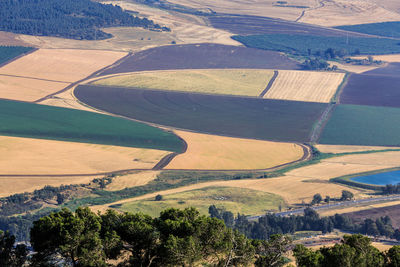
[294,234,400,267]
[2,207,400,266]
[210,206,400,241]
[382,184,400,195]
[0,0,169,40]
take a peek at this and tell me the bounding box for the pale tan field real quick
[106,171,160,191]
[38,87,102,112]
[328,61,380,74]
[353,54,400,63]
[299,0,400,26]
[0,31,29,46]
[167,0,315,20]
[0,136,169,175]
[0,75,68,102]
[103,1,239,46]
[0,175,99,197]
[165,130,304,170]
[17,27,176,51]
[315,144,399,154]
[93,69,274,96]
[264,70,345,103]
[0,49,127,82]
[319,200,400,217]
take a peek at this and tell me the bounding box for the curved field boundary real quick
[259,70,278,97]
[75,85,327,143]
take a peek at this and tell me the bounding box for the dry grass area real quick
[93,69,274,96]
[299,0,400,26]
[328,61,380,74]
[167,0,315,20]
[0,49,127,82]
[106,171,160,191]
[103,1,239,46]
[119,186,285,217]
[0,75,68,102]
[0,136,169,175]
[0,31,29,46]
[0,175,98,197]
[315,144,399,154]
[165,130,304,170]
[264,70,345,103]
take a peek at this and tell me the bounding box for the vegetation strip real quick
[259,70,278,97]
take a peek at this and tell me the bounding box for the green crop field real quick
[336,22,400,39]
[233,34,400,55]
[0,100,184,152]
[118,186,286,217]
[319,104,400,146]
[0,46,33,65]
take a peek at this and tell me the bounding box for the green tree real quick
[385,245,400,267]
[0,231,27,267]
[254,234,292,267]
[30,207,106,267]
[293,244,323,267]
[341,190,354,201]
[311,194,322,205]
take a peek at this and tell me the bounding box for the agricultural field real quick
[0,99,184,152]
[208,15,363,37]
[75,85,327,142]
[264,70,345,103]
[339,73,400,108]
[165,130,305,170]
[98,43,301,75]
[344,204,400,228]
[319,104,400,146]
[166,0,314,20]
[233,34,400,55]
[106,171,161,191]
[0,31,29,46]
[92,69,274,97]
[0,136,169,175]
[315,144,399,154]
[0,48,127,82]
[0,46,33,65]
[336,22,400,39]
[364,62,400,77]
[298,0,400,27]
[118,186,286,217]
[0,75,68,102]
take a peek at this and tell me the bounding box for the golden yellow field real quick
[0,49,127,82]
[165,130,304,170]
[93,69,274,96]
[315,144,399,154]
[353,54,400,63]
[106,171,160,191]
[264,70,345,103]
[0,75,68,102]
[299,0,400,26]
[0,136,169,175]
[166,0,314,20]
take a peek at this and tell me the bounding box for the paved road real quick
[248,194,400,220]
